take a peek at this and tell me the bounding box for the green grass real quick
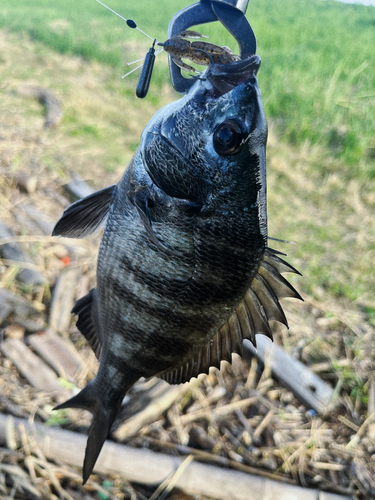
[1,0,374,174]
[254,0,375,179]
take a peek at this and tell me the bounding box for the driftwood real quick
[20,204,55,235]
[49,269,79,333]
[0,414,351,500]
[0,218,47,286]
[20,203,78,259]
[16,84,64,128]
[114,380,191,441]
[244,337,336,415]
[0,338,68,395]
[64,173,95,201]
[0,288,45,332]
[27,328,84,384]
[12,172,38,194]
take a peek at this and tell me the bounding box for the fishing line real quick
[122,63,145,79]
[122,49,163,79]
[95,0,158,43]
[268,236,296,244]
[95,0,164,96]
[127,48,164,67]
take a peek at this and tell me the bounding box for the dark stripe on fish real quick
[107,339,190,375]
[111,279,217,330]
[119,253,188,295]
[118,251,253,307]
[144,331,191,359]
[111,280,169,319]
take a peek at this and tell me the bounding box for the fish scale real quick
[52,55,302,483]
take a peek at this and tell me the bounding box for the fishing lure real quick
[95,0,239,97]
[94,0,160,97]
[158,30,240,73]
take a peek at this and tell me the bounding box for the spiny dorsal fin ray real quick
[244,288,273,339]
[159,247,302,385]
[264,247,302,276]
[251,274,288,326]
[236,300,257,345]
[258,260,303,300]
[219,320,233,362]
[227,312,244,356]
[52,184,117,238]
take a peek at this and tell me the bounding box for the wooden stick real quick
[64,173,95,201]
[12,173,38,194]
[28,328,84,383]
[148,455,194,500]
[0,218,47,286]
[179,396,258,425]
[0,288,45,332]
[146,437,294,484]
[346,410,375,449]
[244,337,336,415]
[0,414,352,500]
[49,269,78,333]
[114,382,190,441]
[337,415,360,433]
[0,338,69,395]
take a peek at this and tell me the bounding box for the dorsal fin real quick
[71,289,102,358]
[160,247,303,385]
[52,185,117,238]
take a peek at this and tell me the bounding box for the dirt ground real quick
[0,28,375,500]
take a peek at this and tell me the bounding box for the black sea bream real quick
[53,55,302,482]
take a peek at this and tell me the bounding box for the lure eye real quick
[213,119,247,156]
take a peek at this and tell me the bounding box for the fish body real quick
[53,56,301,482]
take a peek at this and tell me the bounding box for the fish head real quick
[140,55,267,236]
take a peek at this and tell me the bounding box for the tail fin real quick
[82,405,118,484]
[54,381,120,484]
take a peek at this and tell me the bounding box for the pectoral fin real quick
[128,185,185,257]
[160,247,303,385]
[52,185,117,238]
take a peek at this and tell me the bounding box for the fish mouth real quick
[206,55,261,97]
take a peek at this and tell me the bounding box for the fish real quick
[52,55,302,483]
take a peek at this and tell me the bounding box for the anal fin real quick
[72,289,102,358]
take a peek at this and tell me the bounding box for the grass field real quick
[1,0,375,173]
[0,0,374,309]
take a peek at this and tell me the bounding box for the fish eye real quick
[213,119,246,156]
